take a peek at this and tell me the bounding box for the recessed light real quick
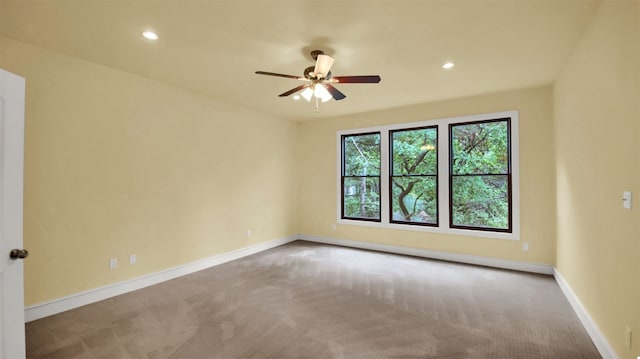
[293,95,301,100]
[142,31,158,40]
[442,62,455,70]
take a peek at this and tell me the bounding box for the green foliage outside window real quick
[451,120,510,230]
[342,133,381,220]
[390,127,438,224]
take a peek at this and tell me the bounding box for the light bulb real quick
[142,31,158,40]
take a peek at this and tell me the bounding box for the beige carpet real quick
[26,240,601,358]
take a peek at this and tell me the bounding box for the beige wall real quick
[1,38,299,306]
[298,86,556,265]
[553,2,640,358]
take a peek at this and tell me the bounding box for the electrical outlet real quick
[522,243,529,251]
[332,224,337,230]
[109,258,118,269]
[246,229,251,238]
[129,254,137,265]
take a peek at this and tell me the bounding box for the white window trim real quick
[336,110,520,241]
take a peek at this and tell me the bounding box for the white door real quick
[0,69,26,358]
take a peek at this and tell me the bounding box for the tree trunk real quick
[396,180,416,220]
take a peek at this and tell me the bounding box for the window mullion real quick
[438,123,450,229]
[380,129,390,224]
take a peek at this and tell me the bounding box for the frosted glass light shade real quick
[300,87,313,101]
[314,84,332,102]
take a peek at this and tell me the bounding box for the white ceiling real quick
[1,0,600,121]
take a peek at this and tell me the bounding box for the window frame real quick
[389,125,439,227]
[448,118,512,233]
[340,132,382,222]
[337,110,520,241]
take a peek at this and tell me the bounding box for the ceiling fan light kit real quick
[255,50,381,113]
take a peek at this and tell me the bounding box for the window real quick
[337,111,519,240]
[450,119,511,232]
[390,126,438,225]
[341,132,381,221]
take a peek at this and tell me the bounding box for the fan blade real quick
[325,84,346,101]
[314,55,335,78]
[278,84,308,97]
[255,71,304,80]
[332,75,381,84]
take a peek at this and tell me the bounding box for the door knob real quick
[9,249,28,260]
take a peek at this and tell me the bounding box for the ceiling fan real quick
[255,50,381,112]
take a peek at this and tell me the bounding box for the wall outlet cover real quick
[623,191,632,209]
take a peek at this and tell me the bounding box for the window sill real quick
[337,218,520,241]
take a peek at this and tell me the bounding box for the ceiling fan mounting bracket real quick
[310,50,325,60]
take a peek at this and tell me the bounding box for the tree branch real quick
[411,192,424,216]
[392,179,406,193]
[463,127,488,154]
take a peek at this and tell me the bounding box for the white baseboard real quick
[25,235,297,322]
[554,269,618,359]
[299,234,554,275]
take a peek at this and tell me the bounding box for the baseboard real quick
[298,234,554,275]
[554,269,618,359]
[24,235,297,322]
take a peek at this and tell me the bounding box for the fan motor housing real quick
[304,66,332,80]
[303,66,315,79]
